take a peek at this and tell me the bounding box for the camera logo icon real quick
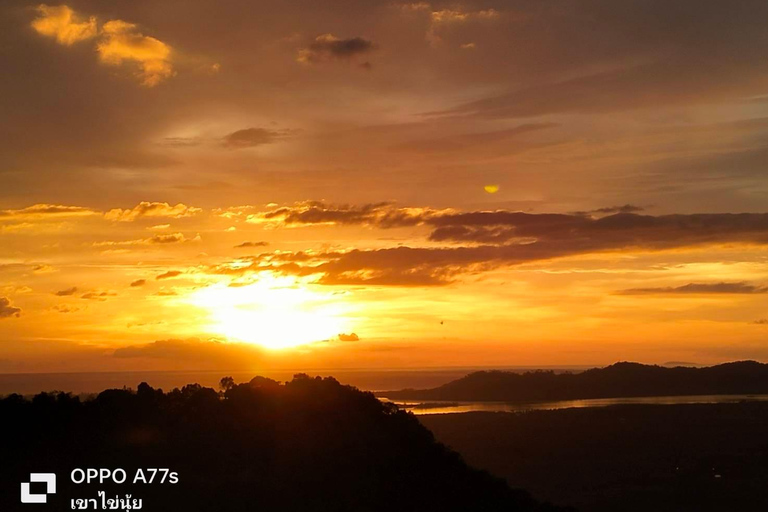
[21,473,56,504]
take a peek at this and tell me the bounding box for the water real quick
[385,394,768,415]
[6,370,758,415]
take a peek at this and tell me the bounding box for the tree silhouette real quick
[0,375,570,512]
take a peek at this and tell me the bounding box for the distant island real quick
[0,375,569,511]
[379,361,768,402]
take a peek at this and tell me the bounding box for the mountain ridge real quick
[378,360,768,402]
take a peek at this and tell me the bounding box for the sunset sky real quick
[2,0,768,373]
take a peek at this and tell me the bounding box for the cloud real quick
[430,8,499,23]
[221,128,286,149]
[81,291,116,301]
[618,282,768,295]
[397,3,431,13]
[31,5,175,87]
[424,7,500,47]
[220,209,768,286]
[753,319,768,325]
[425,211,768,246]
[93,233,197,247]
[0,204,97,221]
[0,297,21,319]
[234,241,269,249]
[105,202,201,222]
[1,285,32,295]
[32,264,56,274]
[113,338,212,358]
[213,205,261,220]
[96,20,174,87]
[130,279,146,287]
[297,34,376,64]
[572,205,646,217]
[112,338,266,369]
[254,201,447,228]
[256,205,768,255]
[160,136,203,148]
[52,304,81,313]
[338,333,360,342]
[55,287,78,296]
[156,270,182,280]
[31,4,98,46]
[214,246,473,286]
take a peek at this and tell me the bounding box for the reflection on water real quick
[385,394,768,415]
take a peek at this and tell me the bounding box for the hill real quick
[379,361,768,401]
[0,374,567,512]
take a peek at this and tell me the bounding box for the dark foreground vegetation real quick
[422,402,768,512]
[381,361,768,401]
[1,375,567,512]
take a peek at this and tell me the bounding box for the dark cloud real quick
[297,34,376,64]
[115,338,226,358]
[130,279,146,287]
[234,241,269,249]
[221,128,285,149]
[618,282,768,295]
[81,291,117,301]
[260,204,768,249]
[0,297,21,318]
[753,319,768,325]
[55,286,78,296]
[572,205,645,217]
[338,333,360,342]
[223,210,768,286]
[156,270,182,280]
[113,338,266,369]
[426,212,768,247]
[149,233,195,244]
[594,205,645,215]
[52,304,82,313]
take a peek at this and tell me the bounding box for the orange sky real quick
[2,1,768,372]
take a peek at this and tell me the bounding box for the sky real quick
[2,0,768,373]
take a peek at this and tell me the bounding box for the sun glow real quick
[187,276,351,349]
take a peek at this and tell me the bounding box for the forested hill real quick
[0,375,569,512]
[379,361,768,402]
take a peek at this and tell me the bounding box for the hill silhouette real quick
[0,374,568,512]
[380,361,768,402]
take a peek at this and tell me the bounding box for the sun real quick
[187,275,351,349]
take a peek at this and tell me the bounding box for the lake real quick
[386,394,768,415]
